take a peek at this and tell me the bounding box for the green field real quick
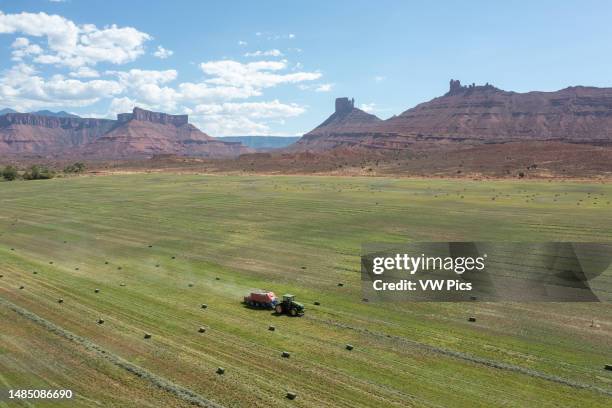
[1,174,611,407]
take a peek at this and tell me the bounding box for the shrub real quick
[23,165,55,180]
[64,162,86,174]
[2,165,18,181]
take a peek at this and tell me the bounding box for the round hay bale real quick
[75,267,79,271]
[58,298,64,304]
[94,288,100,293]
[155,264,160,267]
[49,261,53,264]
[468,317,476,322]
[470,295,477,301]
[605,364,612,371]
[98,318,105,324]
[0,274,3,278]
[144,333,151,339]
[171,256,176,259]
[301,266,307,270]
[188,283,194,287]
[198,327,206,333]
[362,298,369,302]
[345,344,354,351]
[215,277,220,281]
[201,304,208,309]
[104,261,109,264]
[19,285,24,290]
[33,271,38,274]
[120,283,126,287]
[281,351,290,358]
[337,283,344,287]
[216,367,225,375]
[286,392,297,400]
[117,266,122,270]
[313,301,320,306]
[268,325,275,331]
[148,245,153,248]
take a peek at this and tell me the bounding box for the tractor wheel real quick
[275,304,283,314]
[290,308,298,317]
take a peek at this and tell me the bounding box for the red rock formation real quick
[294,81,612,151]
[0,107,251,158]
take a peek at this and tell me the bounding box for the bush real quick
[2,165,18,181]
[23,165,55,180]
[64,162,86,174]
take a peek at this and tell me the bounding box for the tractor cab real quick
[275,294,305,316]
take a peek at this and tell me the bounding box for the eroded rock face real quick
[0,107,251,158]
[293,82,612,151]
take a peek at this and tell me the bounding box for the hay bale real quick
[98,318,105,324]
[362,298,369,302]
[120,283,126,287]
[49,261,53,264]
[104,261,109,264]
[215,277,220,281]
[345,344,354,351]
[337,283,344,287]
[94,288,100,293]
[58,298,64,304]
[75,267,79,271]
[201,304,208,309]
[313,301,320,306]
[0,274,3,278]
[286,392,297,400]
[19,285,24,289]
[470,295,477,301]
[198,327,206,333]
[281,351,290,358]
[117,267,122,270]
[268,325,275,331]
[144,333,152,339]
[605,364,612,371]
[216,367,225,375]
[188,283,194,287]
[33,271,37,274]
[171,256,176,259]
[468,317,476,322]
[148,245,153,248]
[155,264,160,267]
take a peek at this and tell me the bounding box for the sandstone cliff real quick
[0,107,251,158]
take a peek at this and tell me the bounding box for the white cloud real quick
[288,33,295,39]
[0,10,151,68]
[360,103,377,113]
[374,75,385,82]
[153,45,173,59]
[0,63,122,110]
[10,37,43,61]
[200,59,321,89]
[244,49,283,57]
[69,67,99,78]
[315,83,333,92]
[238,40,247,46]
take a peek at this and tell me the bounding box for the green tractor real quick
[275,294,304,317]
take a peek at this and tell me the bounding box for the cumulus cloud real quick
[315,83,333,92]
[0,10,151,68]
[200,59,320,89]
[374,75,385,82]
[69,66,99,78]
[0,63,122,110]
[360,103,377,113]
[244,49,283,57]
[238,40,247,46]
[153,45,173,59]
[10,37,43,61]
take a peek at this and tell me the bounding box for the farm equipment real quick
[274,294,304,317]
[244,290,279,309]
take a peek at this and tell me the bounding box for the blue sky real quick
[1,0,612,135]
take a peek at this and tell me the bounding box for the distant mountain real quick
[0,107,251,158]
[294,81,612,151]
[219,136,300,150]
[0,108,18,115]
[31,110,80,118]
